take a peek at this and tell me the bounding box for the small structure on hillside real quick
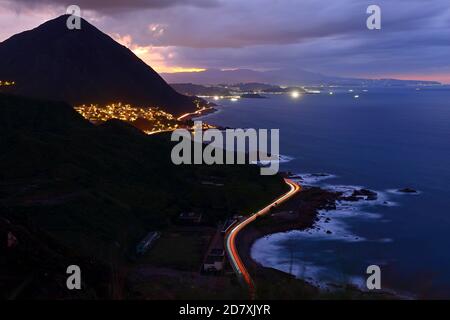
[136,231,160,255]
[178,212,203,225]
[203,228,226,274]
[203,255,224,272]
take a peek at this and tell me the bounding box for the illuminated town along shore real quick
[74,103,215,134]
[74,103,180,134]
[0,80,15,86]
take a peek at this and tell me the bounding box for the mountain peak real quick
[0,15,195,115]
[2,14,99,44]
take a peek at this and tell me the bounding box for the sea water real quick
[198,86,450,298]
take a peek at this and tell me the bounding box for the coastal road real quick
[225,178,302,299]
[177,106,214,121]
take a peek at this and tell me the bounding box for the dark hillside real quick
[0,94,287,298]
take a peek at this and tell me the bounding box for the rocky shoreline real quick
[235,183,397,299]
[235,187,341,274]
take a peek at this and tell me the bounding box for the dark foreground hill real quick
[0,94,286,299]
[0,15,195,116]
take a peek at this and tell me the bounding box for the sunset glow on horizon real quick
[110,32,205,74]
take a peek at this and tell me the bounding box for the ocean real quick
[197,86,450,298]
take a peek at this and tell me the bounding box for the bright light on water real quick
[291,91,300,99]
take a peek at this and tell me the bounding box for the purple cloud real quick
[8,0,219,12]
[1,0,449,82]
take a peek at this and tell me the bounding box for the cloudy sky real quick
[1,0,449,83]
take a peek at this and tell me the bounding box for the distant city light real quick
[354,95,360,99]
[213,96,220,101]
[305,89,321,94]
[329,91,334,95]
[349,89,354,92]
[290,91,300,99]
[230,98,239,102]
[0,80,15,86]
